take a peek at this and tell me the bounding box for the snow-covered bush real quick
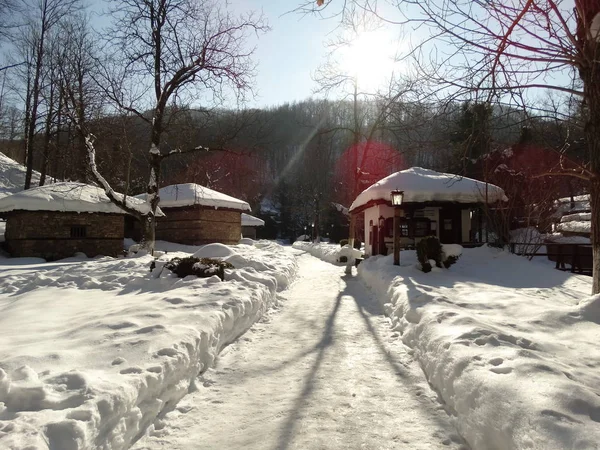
[416,237,442,272]
[441,243,462,268]
[164,256,234,280]
[339,239,348,247]
[417,237,462,272]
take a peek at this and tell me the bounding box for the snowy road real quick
[132,250,466,450]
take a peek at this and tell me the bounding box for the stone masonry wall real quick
[5,211,124,260]
[157,207,241,245]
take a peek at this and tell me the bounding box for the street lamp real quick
[391,190,404,206]
[391,190,404,265]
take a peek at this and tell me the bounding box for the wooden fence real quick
[509,241,592,274]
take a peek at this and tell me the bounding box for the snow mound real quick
[350,167,507,212]
[238,238,254,246]
[0,152,41,199]
[441,244,462,258]
[358,247,599,450]
[292,241,362,265]
[192,243,237,259]
[0,241,297,449]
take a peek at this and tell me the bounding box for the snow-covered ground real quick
[132,250,466,450]
[0,152,41,198]
[292,241,362,266]
[303,242,600,450]
[0,240,297,450]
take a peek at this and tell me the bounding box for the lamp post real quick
[391,190,404,266]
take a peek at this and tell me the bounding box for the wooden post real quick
[393,207,402,265]
[349,213,356,248]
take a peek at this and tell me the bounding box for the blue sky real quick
[228,1,335,107]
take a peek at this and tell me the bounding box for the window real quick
[70,226,87,238]
[385,217,394,238]
[399,219,409,237]
[444,219,453,231]
[414,219,431,237]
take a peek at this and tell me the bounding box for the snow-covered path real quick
[133,251,466,450]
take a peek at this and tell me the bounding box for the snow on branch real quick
[83,133,153,218]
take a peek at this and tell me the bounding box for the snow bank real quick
[292,241,362,265]
[0,152,41,199]
[0,240,297,449]
[358,247,600,450]
[350,167,507,212]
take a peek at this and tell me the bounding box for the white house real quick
[349,167,507,256]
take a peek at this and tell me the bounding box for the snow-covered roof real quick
[0,182,160,215]
[146,183,251,211]
[241,213,265,227]
[349,167,508,212]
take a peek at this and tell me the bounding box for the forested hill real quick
[0,98,586,240]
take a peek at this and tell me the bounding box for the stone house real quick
[241,213,265,239]
[349,167,507,257]
[138,183,251,245]
[0,182,153,260]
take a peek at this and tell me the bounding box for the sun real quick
[340,29,400,91]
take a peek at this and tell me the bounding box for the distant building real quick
[0,182,152,260]
[241,213,265,239]
[349,167,507,256]
[138,183,251,245]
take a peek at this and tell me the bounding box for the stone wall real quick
[157,207,242,245]
[5,211,124,260]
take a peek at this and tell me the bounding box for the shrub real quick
[353,239,361,250]
[417,237,462,272]
[443,255,460,268]
[416,236,443,272]
[339,239,349,247]
[164,256,234,280]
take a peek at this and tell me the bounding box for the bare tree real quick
[72,0,268,253]
[20,0,81,189]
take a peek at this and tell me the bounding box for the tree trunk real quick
[24,35,45,189]
[140,213,156,254]
[581,37,600,294]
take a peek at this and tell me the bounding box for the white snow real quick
[132,250,466,450]
[441,244,462,258]
[358,248,600,450]
[0,240,297,450]
[0,182,160,216]
[0,152,42,199]
[192,243,237,259]
[144,183,251,211]
[241,213,265,227]
[561,212,592,223]
[553,194,590,217]
[350,167,508,212]
[545,233,591,244]
[293,241,362,265]
[293,242,600,449]
[557,221,591,234]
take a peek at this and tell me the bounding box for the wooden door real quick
[439,208,462,244]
